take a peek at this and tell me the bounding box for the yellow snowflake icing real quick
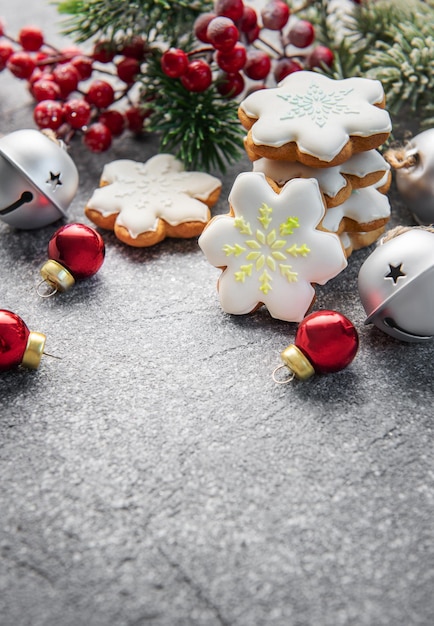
[223,202,310,293]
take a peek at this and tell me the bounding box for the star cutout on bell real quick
[385,263,406,284]
[358,227,434,342]
[0,130,78,229]
[46,171,63,191]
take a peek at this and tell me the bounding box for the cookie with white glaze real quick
[239,71,392,167]
[253,149,391,208]
[319,185,391,236]
[199,172,347,323]
[84,155,222,247]
[340,226,386,258]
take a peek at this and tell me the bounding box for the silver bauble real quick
[0,129,79,229]
[358,228,434,342]
[395,128,434,225]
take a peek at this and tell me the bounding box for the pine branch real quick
[57,0,212,44]
[142,56,244,172]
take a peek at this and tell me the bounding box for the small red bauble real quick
[0,310,46,371]
[276,310,359,382]
[39,223,105,295]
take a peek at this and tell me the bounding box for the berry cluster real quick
[0,22,149,152]
[160,0,334,96]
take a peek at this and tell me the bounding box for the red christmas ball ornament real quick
[39,223,105,296]
[0,310,46,371]
[274,310,359,382]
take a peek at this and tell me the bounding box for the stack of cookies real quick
[238,70,393,258]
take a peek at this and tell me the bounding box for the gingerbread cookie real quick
[198,172,347,323]
[340,226,386,258]
[253,149,390,208]
[85,155,222,247]
[320,186,391,236]
[239,71,392,167]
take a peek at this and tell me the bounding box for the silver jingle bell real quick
[0,129,79,229]
[358,228,434,342]
[395,128,434,225]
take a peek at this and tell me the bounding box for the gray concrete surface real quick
[0,2,433,625]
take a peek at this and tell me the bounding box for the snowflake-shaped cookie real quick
[84,154,222,247]
[199,172,348,322]
[239,71,392,165]
[253,149,390,207]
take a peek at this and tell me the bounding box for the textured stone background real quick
[0,3,433,625]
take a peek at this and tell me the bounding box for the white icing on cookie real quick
[240,71,392,161]
[253,149,390,198]
[86,155,221,238]
[198,172,347,322]
[321,186,391,232]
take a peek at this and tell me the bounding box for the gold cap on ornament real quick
[21,331,46,369]
[279,344,315,381]
[39,259,75,294]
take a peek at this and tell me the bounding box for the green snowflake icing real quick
[222,203,310,295]
[277,85,359,128]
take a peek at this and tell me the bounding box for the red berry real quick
[117,57,140,84]
[181,59,212,92]
[30,69,54,85]
[7,52,35,79]
[84,122,112,152]
[194,13,216,43]
[18,26,44,52]
[86,80,115,108]
[33,100,64,130]
[287,20,315,48]
[273,58,303,82]
[125,107,146,133]
[261,1,290,30]
[0,19,4,37]
[206,16,239,52]
[245,24,260,43]
[60,46,84,61]
[120,36,147,59]
[0,41,14,71]
[52,63,80,96]
[31,79,62,102]
[161,48,189,78]
[237,5,257,32]
[71,55,93,80]
[92,41,116,63]
[244,50,271,80]
[308,45,334,69]
[216,42,246,73]
[63,98,92,129]
[215,0,244,22]
[217,71,244,98]
[98,109,125,136]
